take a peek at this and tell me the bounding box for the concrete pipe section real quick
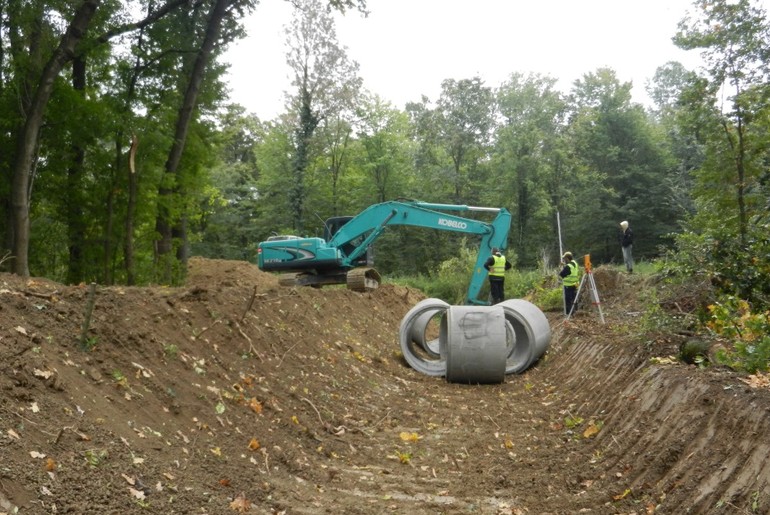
[442,305,508,384]
[498,299,551,374]
[399,298,551,380]
[409,309,442,357]
[399,298,451,376]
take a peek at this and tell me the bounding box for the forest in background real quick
[1,0,769,366]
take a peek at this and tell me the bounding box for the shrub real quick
[393,245,545,306]
[706,296,770,373]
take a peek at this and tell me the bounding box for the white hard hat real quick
[620,221,628,229]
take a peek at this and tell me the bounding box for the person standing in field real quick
[559,251,580,316]
[620,220,634,273]
[484,247,512,304]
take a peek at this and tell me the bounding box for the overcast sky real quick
[223,0,768,120]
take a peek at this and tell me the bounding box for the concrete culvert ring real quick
[410,310,443,357]
[498,299,551,374]
[443,305,507,384]
[399,298,450,376]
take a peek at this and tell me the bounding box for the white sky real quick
[223,0,768,120]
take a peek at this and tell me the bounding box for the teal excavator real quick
[257,200,512,305]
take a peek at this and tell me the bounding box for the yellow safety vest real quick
[490,255,506,277]
[563,260,579,287]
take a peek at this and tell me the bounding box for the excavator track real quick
[278,273,299,287]
[346,267,381,292]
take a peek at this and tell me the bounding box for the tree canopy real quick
[1,0,769,337]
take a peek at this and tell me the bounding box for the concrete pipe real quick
[498,299,551,374]
[399,298,450,376]
[442,305,508,384]
[409,309,442,358]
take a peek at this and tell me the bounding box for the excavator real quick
[257,199,512,305]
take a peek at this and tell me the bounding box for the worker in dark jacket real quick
[559,251,580,316]
[484,247,512,304]
[619,220,634,273]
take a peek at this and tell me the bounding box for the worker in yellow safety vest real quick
[559,251,580,315]
[483,247,512,304]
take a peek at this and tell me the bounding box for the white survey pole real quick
[556,211,566,316]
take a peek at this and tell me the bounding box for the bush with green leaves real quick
[527,284,564,312]
[662,215,770,372]
[666,219,770,313]
[706,296,770,373]
[394,244,545,306]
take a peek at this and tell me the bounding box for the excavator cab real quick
[324,216,373,267]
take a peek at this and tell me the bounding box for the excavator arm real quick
[327,201,511,304]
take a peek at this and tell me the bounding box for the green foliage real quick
[425,245,483,304]
[2,0,768,298]
[164,344,179,359]
[528,283,564,313]
[636,286,683,335]
[81,336,99,352]
[394,246,544,306]
[706,297,770,373]
[566,68,683,263]
[491,72,567,266]
[665,220,770,312]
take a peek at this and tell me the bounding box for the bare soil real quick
[1,257,768,514]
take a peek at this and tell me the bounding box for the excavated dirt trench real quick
[0,258,768,514]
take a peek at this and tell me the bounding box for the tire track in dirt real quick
[536,319,770,512]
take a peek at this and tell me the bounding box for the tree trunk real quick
[10,0,100,277]
[155,0,231,282]
[291,85,319,233]
[66,55,87,284]
[124,134,138,285]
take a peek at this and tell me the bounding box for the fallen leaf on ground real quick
[230,492,251,512]
[128,487,145,500]
[583,421,602,438]
[249,398,262,413]
[399,432,421,442]
[613,488,631,500]
[33,369,53,379]
[739,373,770,389]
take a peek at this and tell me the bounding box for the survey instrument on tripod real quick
[567,254,605,324]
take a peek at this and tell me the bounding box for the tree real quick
[284,0,362,233]
[192,105,264,260]
[8,1,101,277]
[672,0,770,306]
[355,95,413,204]
[4,0,192,278]
[154,0,252,283]
[647,61,703,219]
[434,77,494,205]
[674,0,770,246]
[566,68,678,262]
[492,72,567,265]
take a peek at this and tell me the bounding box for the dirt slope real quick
[0,257,768,514]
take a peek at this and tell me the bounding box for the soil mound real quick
[0,259,768,514]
